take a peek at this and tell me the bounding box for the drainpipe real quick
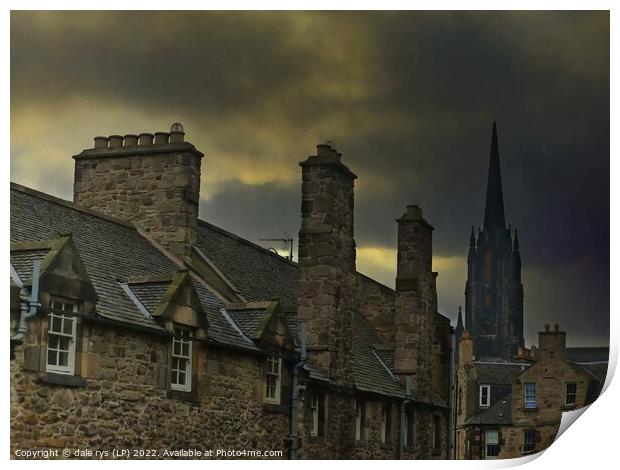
[11,260,41,342]
[289,322,307,460]
[447,328,456,459]
[399,376,413,459]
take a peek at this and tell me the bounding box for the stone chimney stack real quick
[297,141,357,385]
[537,323,566,360]
[394,204,435,398]
[73,123,202,260]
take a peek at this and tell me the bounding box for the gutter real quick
[448,328,456,459]
[289,323,307,460]
[399,376,413,459]
[11,260,41,343]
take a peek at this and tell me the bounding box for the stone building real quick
[454,325,607,459]
[463,122,524,361]
[10,125,453,459]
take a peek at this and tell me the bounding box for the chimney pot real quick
[138,133,154,146]
[108,135,123,148]
[406,204,423,219]
[154,132,169,145]
[169,123,185,143]
[316,141,340,159]
[123,134,138,147]
[94,136,108,149]
[544,324,550,332]
[554,323,560,332]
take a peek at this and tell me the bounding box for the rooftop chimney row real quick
[93,123,185,149]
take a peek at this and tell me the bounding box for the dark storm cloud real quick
[10,11,609,346]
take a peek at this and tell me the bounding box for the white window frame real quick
[565,382,577,406]
[479,384,491,407]
[46,300,77,375]
[381,403,390,443]
[524,383,537,409]
[522,430,536,454]
[355,400,364,441]
[265,356,282,404]
[170,327,192,392]
[485,430,500,459]
[311,395,320,436]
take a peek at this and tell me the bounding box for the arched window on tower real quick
[484,250,492,280]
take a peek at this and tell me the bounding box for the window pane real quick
[59,336,70,352]
[63,318,73,335]
[59,351,69,367]
[47,349,57,366]
[182,342,189,357]
[48,334,59,349]
[178,371,185,385]
[173,340,181,356]
[51,316,62,333]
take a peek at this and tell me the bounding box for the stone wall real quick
[73,130,202,259]
[11,314,290,459]
[355,274,395,347]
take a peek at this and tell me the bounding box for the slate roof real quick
[352,313,403,398]
[466,394,512,425]
[228,309,268,339]
[128,282,170,314]
[565,347,609,363]
[474,362,530,384]
[196,220,299,310]
[10,184,255,350]
[10,248,50,284]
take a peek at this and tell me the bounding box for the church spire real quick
[483,121,506,233]
[457,306,464,329]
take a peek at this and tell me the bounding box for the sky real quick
[10,11,609,347]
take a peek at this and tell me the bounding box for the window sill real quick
[561,404,576,410]
[39,372,85,388]
[521,407,538,412]
[167,388,199,404]
[263,403,289,414]
[308,436,326,444]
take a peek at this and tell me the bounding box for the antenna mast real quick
[259,238,294,261]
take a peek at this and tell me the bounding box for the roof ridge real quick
[197,218,298,268]
[10,182,135,229]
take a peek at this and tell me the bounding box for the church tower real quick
[464,122,524,360]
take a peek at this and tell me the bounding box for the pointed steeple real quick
[469,226,476,248]
[455,306,464,341]
[483,122,506,233]
[513,229,520,251]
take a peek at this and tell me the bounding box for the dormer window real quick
[479,385,491,407]
[46,300,77,375]
[265,355,281,404]
[171,327,192,392]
